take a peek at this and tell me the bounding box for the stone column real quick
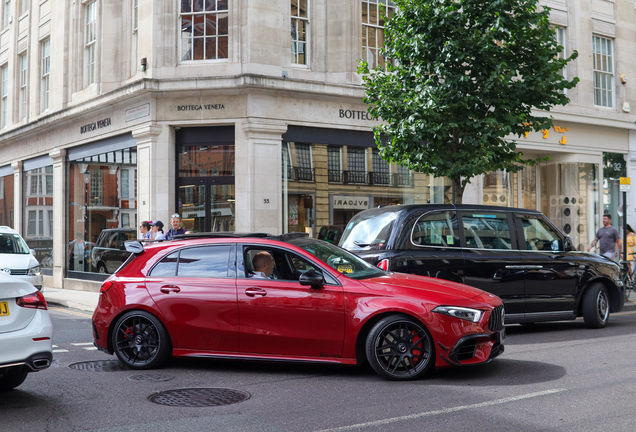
[133,124,173,226]
[627,130,636,223]
[236,119,288,234]
[11,161,22,234]
[49,149,66,288]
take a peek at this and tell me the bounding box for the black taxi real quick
[339,204,624,328]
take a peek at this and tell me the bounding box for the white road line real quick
[71,342,94,346]
[83,347,97,351]
[315,388,567,432]
[52,349,69,353]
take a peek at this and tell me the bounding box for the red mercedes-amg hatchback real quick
[92,234,505,380]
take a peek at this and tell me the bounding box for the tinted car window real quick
[150,251,179,277]
[177,246,231,278]
[519,216,562,251]
[340,212,397,251]
[461,213,512,250]
[0,233,30,254]
[411,211,460,248]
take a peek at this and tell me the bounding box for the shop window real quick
[291,0,308,65]
[483,170,514,207]
[361,0,394,69]
[593,35,614,108]
[23,163,54,271]
[0,173,14,227]
[180,0,229,61]
[69,148,137,276]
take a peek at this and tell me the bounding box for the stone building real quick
[0,0,634,289]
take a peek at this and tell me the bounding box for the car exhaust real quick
[32,359,51,369]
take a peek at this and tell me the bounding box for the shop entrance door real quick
[178,178,235,233]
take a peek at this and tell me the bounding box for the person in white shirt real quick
[151,221,166,241]
[250,251,275,279]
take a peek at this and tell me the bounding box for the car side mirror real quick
[564,236,575,252]
[299,270,324,289]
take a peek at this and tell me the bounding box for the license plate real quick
[0,301,9,316]
[337,265,353,274]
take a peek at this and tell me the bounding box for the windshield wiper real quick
[353,240,372,247]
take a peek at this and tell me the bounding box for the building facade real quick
[0,0,635,289]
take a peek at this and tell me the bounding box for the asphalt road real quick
[2,307,636,432]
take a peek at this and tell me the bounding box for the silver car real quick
[0,226,43,290]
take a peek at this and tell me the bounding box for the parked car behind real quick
[91,229,137,274]
[0,226,43,290]
[340,204,624,328]
[0,273,52,390]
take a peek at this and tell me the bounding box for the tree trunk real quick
[452,177,465,205]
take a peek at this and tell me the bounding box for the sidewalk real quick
[43,287,99,312]
[42,286,636,314]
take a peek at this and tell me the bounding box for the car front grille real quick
[6,269,28,275]
[488,305,505,331]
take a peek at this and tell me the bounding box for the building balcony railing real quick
[328,170,413,187]
[284,166,315,182]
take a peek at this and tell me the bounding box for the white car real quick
[0,226,43,290]
[0,273,53,391]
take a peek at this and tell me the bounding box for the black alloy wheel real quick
[365,315,435,381]
[582,283,610,329]
[112,311,171,369]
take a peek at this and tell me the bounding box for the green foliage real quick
[358,0,579,202]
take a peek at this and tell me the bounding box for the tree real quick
[358,0,579,203]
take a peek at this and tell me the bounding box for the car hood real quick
[357,272,497,304]
[0,253,39,269]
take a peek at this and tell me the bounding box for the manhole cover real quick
[148,388,251,407]
[68,360,129,372]
[128,374,174,382]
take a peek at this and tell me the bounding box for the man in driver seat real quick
[250,251,275,279]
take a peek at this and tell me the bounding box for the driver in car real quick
[250,252,275,279]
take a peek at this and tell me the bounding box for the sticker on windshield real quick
[472,214,497,218]
[447,235,454,245]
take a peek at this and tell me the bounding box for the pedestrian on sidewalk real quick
[588,213,621,261]
[166,213,186,239]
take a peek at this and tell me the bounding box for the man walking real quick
[588,213,621,260]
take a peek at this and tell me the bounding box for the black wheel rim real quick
[373,320,432,378]
[115,315,161,366]
[597,290,609,323]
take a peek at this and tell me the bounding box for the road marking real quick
[315,388,567,432]
[53,349,69,353]
[71,342,94,346]
[49,307,93,319]
[83,347,97,351]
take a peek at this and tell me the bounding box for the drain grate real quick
[148,388,251,407]
[128,374,174,382]
[68,360,129,372]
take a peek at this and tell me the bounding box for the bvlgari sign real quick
[332,195,369,210]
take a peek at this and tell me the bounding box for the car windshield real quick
[339,211,397,251]
[286,238,388,280]
[0,233,30,254]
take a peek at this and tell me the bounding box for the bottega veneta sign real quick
[80,117,112,134]
[338,109,376,121]
[177,104,226,111]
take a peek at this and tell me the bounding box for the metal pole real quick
[623,191,627,262]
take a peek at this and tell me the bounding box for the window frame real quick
[592,35,614,109]
[361,0,395,70]
[291,0,309,67]
[40,38,50,113]
[18,52,27,121]
[84,1,97,88]
[0,64,8,129]
[179,0,230,63]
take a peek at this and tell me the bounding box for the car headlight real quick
[433,306,483,323]
[28,266,41,276]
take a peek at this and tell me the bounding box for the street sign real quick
[620,177,631,192]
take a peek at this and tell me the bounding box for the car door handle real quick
[160,285,181,294]
[505,265,543,270]
[245,288,267,297]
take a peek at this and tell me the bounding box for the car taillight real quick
[100,281,113,296]
[377,259,390,271]
[16,291,48,310]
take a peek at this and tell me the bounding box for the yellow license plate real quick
[337,265,353,274]
[0,301,9,316]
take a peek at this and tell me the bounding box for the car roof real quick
[355,204,543,216]
[0,226,19,234]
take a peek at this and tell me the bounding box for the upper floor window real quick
[593,35,614,108]
[361,0,394,69]
[131,0,138,76]
[0,64,7,128]
[18,52,27,120]
[291,0,308,65]
[84,1,97,88]
[40,39,50,113]
[3,0,10,29]
[18,0,26,15]
[555,27,567,92]
[180,0,229,61]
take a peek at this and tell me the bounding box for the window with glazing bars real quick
[40,39,50,112]
[18,53,27,121]
[328,146,341,182]
[347,147,367,183]
[291,0,308,65]
[295,143,312,181]
[361,0,394,70]
[180,0,229,61]
[555,27,566,93]
[84,1,97,88]
[0,65,7,128]
[372,149,390,185]
[593,35,614,108]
